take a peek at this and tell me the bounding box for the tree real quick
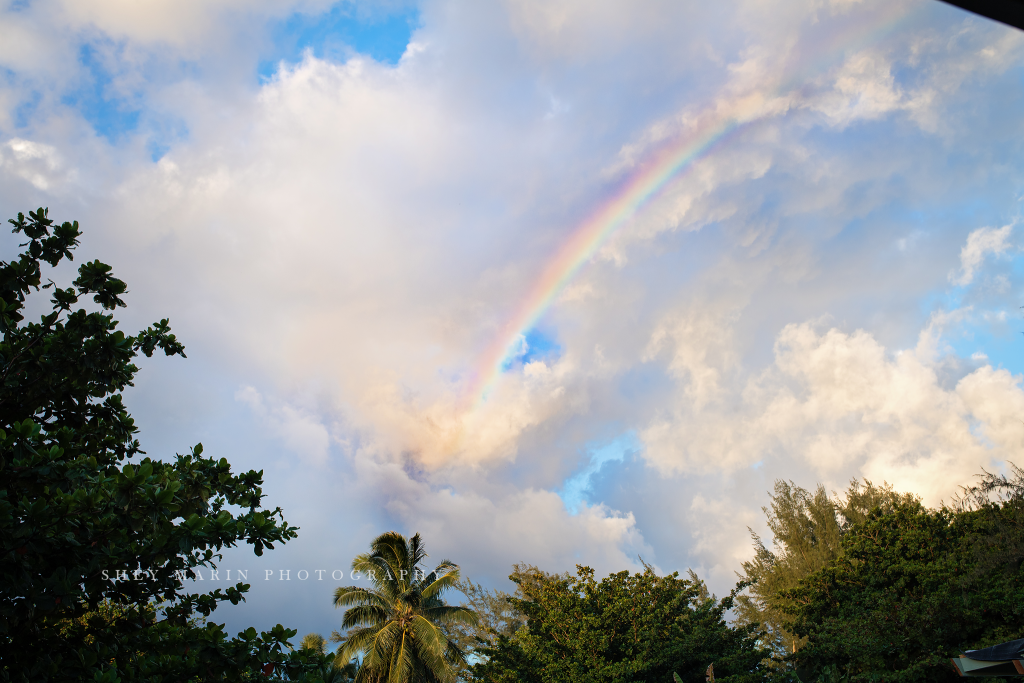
[332,531,478,683]
[735,479,918,657]
[470,564,769,683]
[786,496,1024,683]
[445,578,521,680]
[954,463,1024,578]
[0,208,318,681]
[304,632,331,655]
[446,563,566,678]
[301,633,360,683]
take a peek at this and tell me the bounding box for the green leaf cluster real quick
[735,480,918,658]
[470,564,769,683]
[299,633,360,683]
[444,563,558,678]
[786,495,1024,683]
[0,209,318,682]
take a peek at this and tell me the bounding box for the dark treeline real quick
[426,474,1024,683]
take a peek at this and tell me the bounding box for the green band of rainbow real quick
[467,1,919,409]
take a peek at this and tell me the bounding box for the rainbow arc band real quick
[464,2,917,409]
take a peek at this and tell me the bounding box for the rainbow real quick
[467,1,920,408]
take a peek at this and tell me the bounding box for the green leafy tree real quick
[954,463,1024,578]
[471,564,769,683]
[446,563,566,678]
[735,480,917,657]
[786,495,1024,683]
[0,208,319,682]
[445,578,521,680]
[332,531,478,683]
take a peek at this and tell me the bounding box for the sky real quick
[1,0,1024,642]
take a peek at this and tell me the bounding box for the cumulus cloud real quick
[0,138,70,191]
[2,0,1024,631]
[950,224,1014,286]
[814,50,905,126]
[383,474,653,579]
[641,317,1024,506]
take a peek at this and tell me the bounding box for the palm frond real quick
[421,566,460,600]
[410,614,447,655]
[387,628,416,683]
[369,621,402,660]
[355,554,404,598]
[374,532,410,568]
[341,604,392,629]
[409,532,428,569]
[422,604,478,627]
[432,559,458,573]
[334,586,391,610]
[410,618,454,682]
[336,531,477,683]
[444,638,468,667]
[339,626,380,662]
[370,531,412,585]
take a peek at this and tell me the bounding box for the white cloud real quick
[8,0,343,48]
[2,0,1024,625]
[0,138,69,191]
[688,493,762,584]
[814,50,905,127]
[641,318,1024,506]
[950,224,1013,286]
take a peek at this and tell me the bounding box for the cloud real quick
[391,480,653,580]
[16,0,328,47]
[559,432,641,513]
[950,224,1014,286]
[814,49,905,127]
[236,386,331,466]
[0,138,70,190]
[641,317,1024,506]
[2,0,1024,629]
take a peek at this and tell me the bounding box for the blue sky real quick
[259,4,419,78]
[1,0,1023,643]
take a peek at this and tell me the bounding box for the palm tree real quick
[332,531,478,683]
[300,631,359,682]
[302,632,329,655]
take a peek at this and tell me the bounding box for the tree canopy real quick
[444,562,567,679]
[735,479,918,657]
[786,473,1024,683]
[471,564,768,683]
[0,208,318,682]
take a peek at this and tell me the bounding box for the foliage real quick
[445,578,521,680]
[954,463,1024,577]
[470,564,769,683]
[0,208,316,681]
[446,563,567,679]
[332,531,478,683]
[786,498,1024,683]
[300,633,359,683]
[735,480,917,657]
[449,577,522,646]
[303,632,330,656]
